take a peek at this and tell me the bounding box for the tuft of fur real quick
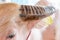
[0,3,20,26]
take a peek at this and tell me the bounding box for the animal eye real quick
[7,33,15,39]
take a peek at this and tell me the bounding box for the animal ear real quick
[19,5,56,21]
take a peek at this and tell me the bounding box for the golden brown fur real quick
[0,3,20,26]
[0,2,55,40]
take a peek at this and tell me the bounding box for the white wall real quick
[0,0,11,3]
[47,0,60,9]
[11,0,40,5]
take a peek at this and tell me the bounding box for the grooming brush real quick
[19,5,56,21]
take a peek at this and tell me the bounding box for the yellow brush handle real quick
[42,16,53,27]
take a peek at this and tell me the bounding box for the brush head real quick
[19,5,56,21]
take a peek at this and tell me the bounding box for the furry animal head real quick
[0,3,55,40]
